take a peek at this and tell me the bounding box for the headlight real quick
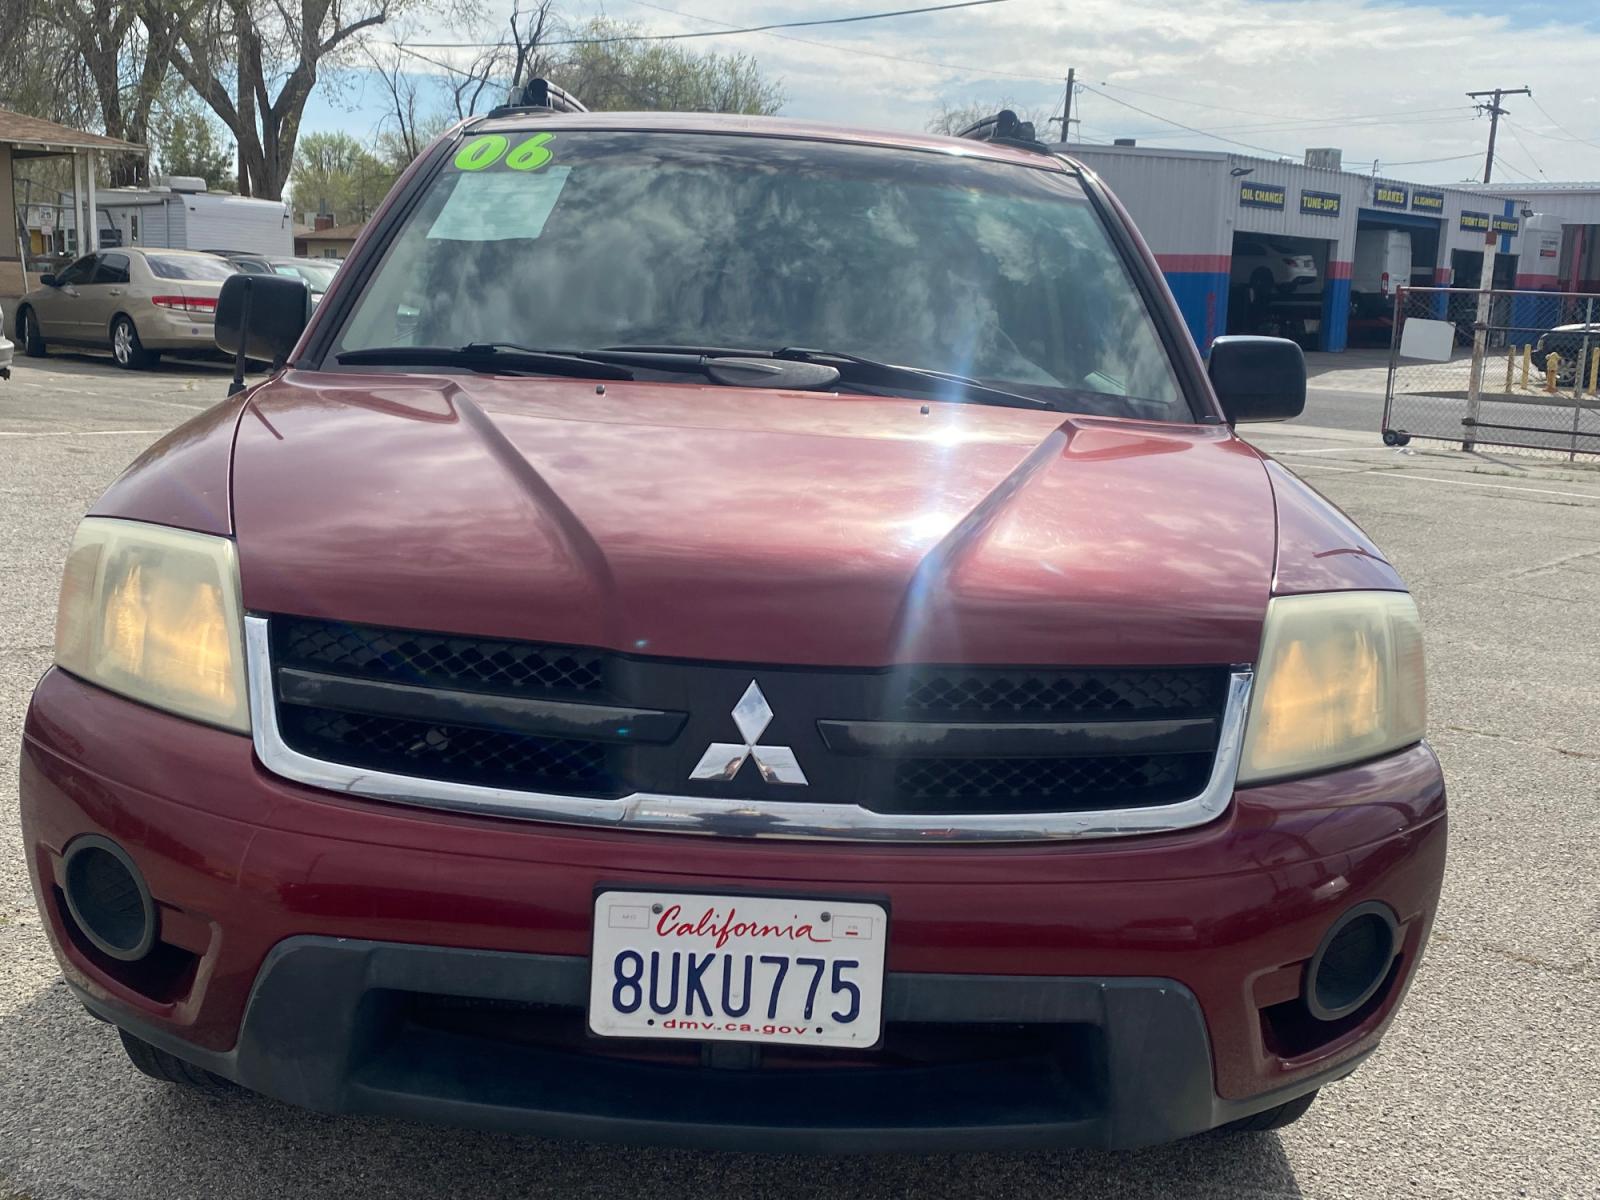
[1238,591,1425,784]
[54,518,250,732]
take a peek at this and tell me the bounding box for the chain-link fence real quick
[1382,286,1600,458]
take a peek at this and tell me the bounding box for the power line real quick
[1521,96,1600,149]
[1076,84,1298,158]
[1500,118,1548,178]
[618,0,1060,80]
[406,0,1012,49]
[1376,151,1483,167]
[1111,111,1475,143]
[1096,81,1468,128]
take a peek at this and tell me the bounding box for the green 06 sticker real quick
[453,132,554,171]
[506,133,554,170]
[454,134,508,170]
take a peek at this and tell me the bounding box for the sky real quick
[299,0,1600,189]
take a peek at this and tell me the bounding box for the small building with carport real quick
[0,108,144,309]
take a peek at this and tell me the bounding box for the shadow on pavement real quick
[0,964,1303,1200]
[9,350,245,379]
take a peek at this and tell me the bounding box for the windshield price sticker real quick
[428,164,572,242]
[1300,189,1341,217]
[588,891,889,1049]
[1239,182,1286,210]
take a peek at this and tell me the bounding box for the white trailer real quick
[96,178,292,256]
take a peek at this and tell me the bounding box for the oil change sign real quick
[1300,189,1341,217]
[1239,182,1286,210]
[1372,183,1408,210]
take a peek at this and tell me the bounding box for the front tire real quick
[117,1028,235,1096]
[19,306,46,357]
[1221,1089,1318,1133]
[110,315,153,369]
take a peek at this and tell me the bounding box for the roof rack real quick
[485,77,589,120]
[956,109,1049,154]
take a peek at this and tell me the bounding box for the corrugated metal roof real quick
[0,108,143,153]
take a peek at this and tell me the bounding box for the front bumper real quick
[23,667,1447,1150]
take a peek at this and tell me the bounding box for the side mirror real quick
[39,274,59,288]
[215,273,310,390]
[1207,335,1306,423]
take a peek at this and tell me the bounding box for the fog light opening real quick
[61,836,158,963]
[1306,902,1399,1022]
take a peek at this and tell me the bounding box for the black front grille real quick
[269,615,1229,816]
[890,752,1212,814]
[276,615,607,697]
[278,705,613,792]
[900,668,1221,719]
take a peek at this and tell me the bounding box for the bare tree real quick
[927,99,1052,138]
[365,40,428,164]
[158,0,404,199]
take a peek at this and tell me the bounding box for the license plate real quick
[588,890,888,1048]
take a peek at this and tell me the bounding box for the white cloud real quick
[348,0,1600,184]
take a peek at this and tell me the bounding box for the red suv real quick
[21,95,1445,1151]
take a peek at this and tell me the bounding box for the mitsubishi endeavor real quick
[20,93,1445,1151]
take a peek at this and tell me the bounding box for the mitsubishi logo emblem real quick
[689,681,809,785]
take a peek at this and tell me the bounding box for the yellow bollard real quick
[1590,348,1600,396]
[1547,353,1561,393]
[1522,345,1531,389]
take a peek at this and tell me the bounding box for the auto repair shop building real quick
[1057,142,1532,352]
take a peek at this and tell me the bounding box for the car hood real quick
[230,372,1278,667]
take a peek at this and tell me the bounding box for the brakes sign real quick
[588,891,888,1048]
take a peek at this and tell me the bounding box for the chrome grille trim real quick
[246,615,1253,843]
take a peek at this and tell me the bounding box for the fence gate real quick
[1382,286,1600,458]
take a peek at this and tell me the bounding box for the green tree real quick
[156,101,237,190]
[548,19,783,115]
[287,130,395,223]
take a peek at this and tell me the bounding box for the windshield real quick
[148,254,237,281]
[275,262,337,292]
[333,131,1187,419]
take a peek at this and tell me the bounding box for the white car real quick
[0,302,13,379]
[1231,238,1318,297]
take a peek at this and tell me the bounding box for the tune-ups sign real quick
[1300,190,1342,217]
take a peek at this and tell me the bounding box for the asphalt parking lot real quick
[2,355,1597,1200]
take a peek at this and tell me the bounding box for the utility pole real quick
[1462,84,1531,449]
[1049,68,1077,142]
[1466,85,1531,184]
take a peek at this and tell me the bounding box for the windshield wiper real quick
[596,344,1048,409]
[335,343,634,380]
[775,347,1049,409]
